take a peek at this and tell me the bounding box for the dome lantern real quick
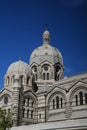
[42,30,50,45]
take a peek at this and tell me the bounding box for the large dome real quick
[6,60,29,75]
[30,30,63,65]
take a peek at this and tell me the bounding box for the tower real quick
[12,74,21,126]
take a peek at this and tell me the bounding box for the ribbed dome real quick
[6,60,29,75]
[30,43,63,65]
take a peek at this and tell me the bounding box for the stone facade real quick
[0,29,87,130]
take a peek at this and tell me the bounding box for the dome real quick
[30,30,63,66]
[6,60,29,75]
[30,44,63,65]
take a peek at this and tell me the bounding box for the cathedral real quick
[0,29,87,130]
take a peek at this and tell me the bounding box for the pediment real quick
[24,89,37,101]
[47,85,66,97]
[0,88,12,96]
[30,62,39,67]
[40,60,53,66]
[68,80,87,91]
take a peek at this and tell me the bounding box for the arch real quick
[40,61,52,68]
[47,88,66,110]
[27,109,29,118]
[60,97,63,108]
[11,75,15,84]
[23,108,25,118]
[79,91,83,105]
[52,99,55,109]
[69,85,87,101]
[69,85,87,106]
[55,62,63,81]
[47,88,66,105]
[43,73,45,80]
[23,91,37,120]
[56,96,59,109]
[32,80,38,92]
[85,93,87,104]
[7,76,10,85]
[41,62,52,80]
[23,99,25,106]
[1,93,12,100]
[32,65,37,72]
[31,64,38,82]
[47,73,49,80]
[24,90,37,104]
[27,76,30,85]
[23,90,37,120]
[31,110,33,119]
[75,95,78,106]
[20,75,24,85]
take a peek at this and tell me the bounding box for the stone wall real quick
[11,118,87,130]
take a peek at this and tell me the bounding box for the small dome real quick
[6,60,29,75]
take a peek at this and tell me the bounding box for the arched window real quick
[23,108,25,118]
[31,101,34,107]
[27,109,29,118]
[33,65,37,72]
[75,95,78,106]
[7,77,10,85]
[11,75,15,84]
[23,99,25,106]
[31,110,33,119]
[79,92,83,105]
[27,77,29,85]
[33,82,38,92]
[56,96,59,109]
[52,99,55,109]
[19,94,21,104]
[20,75,24,85]
[47,73,49,80]
[43,73,45,80]
[60,98,63,108]
[85,94,87,104]
[27,98,29,107]
[55,66,61,81]
[39,113,41,119]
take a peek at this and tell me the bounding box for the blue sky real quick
[0,0,87,89]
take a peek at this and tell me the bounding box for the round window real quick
[44,66,48,71]
[4,96,8,104]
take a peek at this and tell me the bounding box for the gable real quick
[68,80,87,91]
